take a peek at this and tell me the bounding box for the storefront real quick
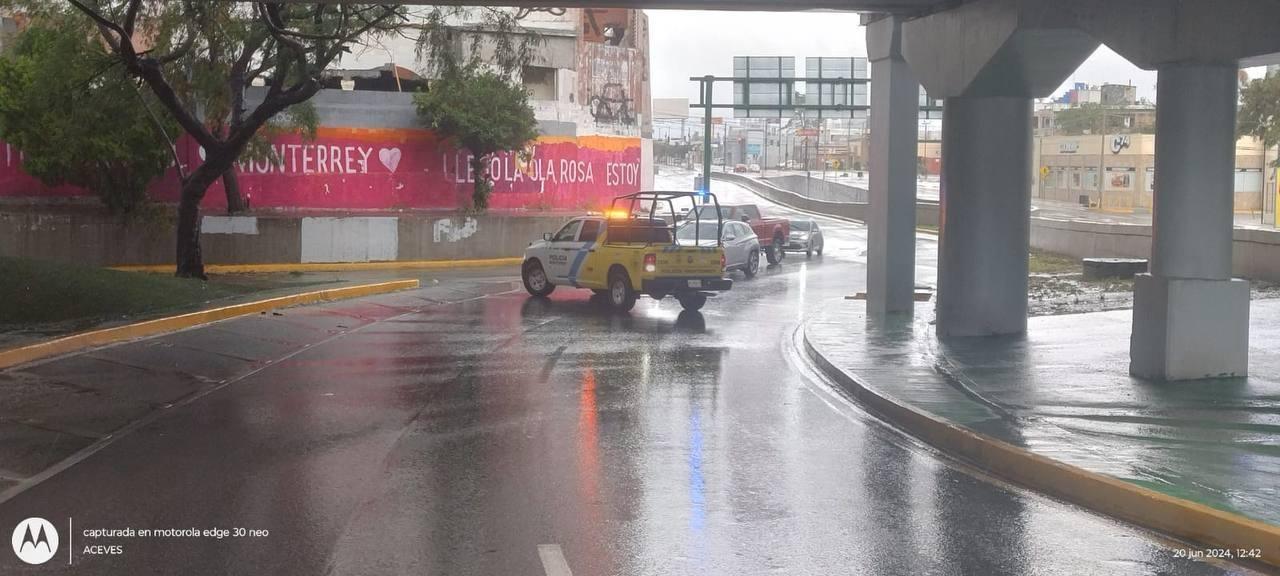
[1033,134,1267,213]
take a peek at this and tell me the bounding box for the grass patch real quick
[0,257,278,329]
[1029,249,1079,275]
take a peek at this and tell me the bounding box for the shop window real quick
[522,66,557,101]
[1108,170,1133,190]
[1234,169,1262,193]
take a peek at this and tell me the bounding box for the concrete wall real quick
[762,175,869,203]
[721,172,1280,283]
[1031,216,1280,282]
[1028,217,1152,260]
[0,209,572,267]
[716,172,939,227]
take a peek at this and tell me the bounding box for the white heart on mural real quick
[198,146,206,161]
[378,148,402,173]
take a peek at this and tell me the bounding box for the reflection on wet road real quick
[0,175,1252,575]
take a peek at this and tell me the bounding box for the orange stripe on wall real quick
[314,127,640,151]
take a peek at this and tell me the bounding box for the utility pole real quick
[1097,105,1107,210]
[701,75,713,198]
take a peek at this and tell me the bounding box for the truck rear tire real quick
[766,236,784,264]
[608,270,637,312]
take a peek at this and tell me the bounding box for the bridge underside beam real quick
[273,0,950,14]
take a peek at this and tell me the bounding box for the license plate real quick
[687,280,703,288]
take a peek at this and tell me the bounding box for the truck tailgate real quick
[657,245,723,276]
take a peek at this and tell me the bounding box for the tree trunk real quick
[223,169,246,214]
[175,161,228,279]
[470,155,491,211]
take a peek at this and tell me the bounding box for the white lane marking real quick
[538,544,573,576]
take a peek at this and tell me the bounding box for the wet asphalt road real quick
[0,174,1258,575]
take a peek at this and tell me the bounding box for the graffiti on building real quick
[590,83,635,125]
[578,43,641,127]
[1,131,642,212]
[433,217,479,243]
[581,8,630,46]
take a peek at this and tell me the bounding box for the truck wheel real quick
[766,236,783,264]
[677,293,707,311]
[744,249,760,278]
[608,270,637,312]
[522,260,555,297]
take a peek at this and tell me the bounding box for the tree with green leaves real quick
[2,1,542,277]
[1053,103,1142,135]
[415,68,539,211]
[0,20,174,214]
[49,1,413,278]
[1239,73,1280,169]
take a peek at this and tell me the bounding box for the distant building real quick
[1100,83,1137,106]
[0,12,22,53]
[322,64,426,93]
[1033,134,1267,212]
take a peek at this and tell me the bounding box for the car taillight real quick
[720,253,726,270]
[644,253,657,273]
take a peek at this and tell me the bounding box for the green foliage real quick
[1239,74,1280,166]
[655,141,692,161]
[415,68,538,211]
[0,23,175,213]
[1054,104,1098,135]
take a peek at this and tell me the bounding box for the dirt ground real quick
[1027,250,1280,316]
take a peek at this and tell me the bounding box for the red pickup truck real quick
[689,203,790,264]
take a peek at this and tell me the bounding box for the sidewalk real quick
[0,269,519,492]
[0,265,520,351]
[803,299,1280,528]
[1030,196,1276,230]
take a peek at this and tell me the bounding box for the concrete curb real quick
[109,258,522,274]
[801,325,1280,569]
[0,279,420,370]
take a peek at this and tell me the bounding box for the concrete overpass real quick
[301,0,1280,380]
[298,0,952,13]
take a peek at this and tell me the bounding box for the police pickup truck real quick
[521,191,733,312]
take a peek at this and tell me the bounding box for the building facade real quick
[0,7,654,211]
[1033,134,1269,213]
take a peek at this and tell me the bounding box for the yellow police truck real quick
[521,191,733,312]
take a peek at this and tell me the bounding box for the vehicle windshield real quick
[791,221,812,232]
[676,221,721,242]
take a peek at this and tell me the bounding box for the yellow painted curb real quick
[802,331,1280,569]
[0,279,419,370]
[109,258,522,275]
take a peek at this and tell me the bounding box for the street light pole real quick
[701,75,713,198]
[1097,106,1107,210]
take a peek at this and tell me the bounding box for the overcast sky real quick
[647,10,1165,105]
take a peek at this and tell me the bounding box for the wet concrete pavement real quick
[0,174,1256,575]
[806,298,1280,529]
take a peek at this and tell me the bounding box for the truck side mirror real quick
[543,232,553,241]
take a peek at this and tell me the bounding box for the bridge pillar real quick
[899,0,1097,338]
[1130,64,1249,380]
[866,15,920,316]
[935,96,1032,336]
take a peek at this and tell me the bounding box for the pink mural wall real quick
[0,128,642,212]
